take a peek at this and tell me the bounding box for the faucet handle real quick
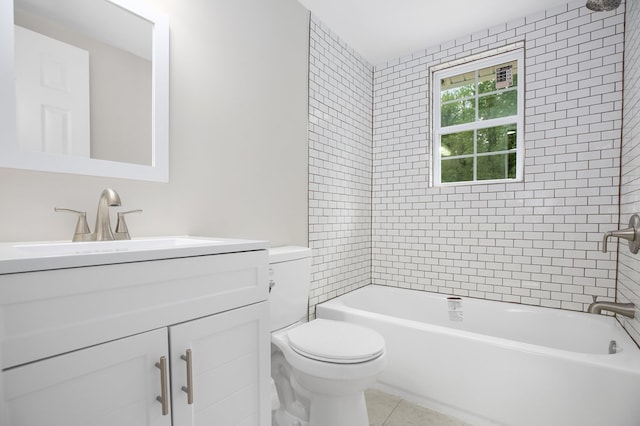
[602,213,640,254]
[55,208,93,242]
[114,209,142,240]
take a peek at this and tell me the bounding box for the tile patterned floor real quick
[365,389,473,426]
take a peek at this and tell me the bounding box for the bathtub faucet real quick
[587,296,635,319]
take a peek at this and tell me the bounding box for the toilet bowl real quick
[271,319,387,426]
[268,247,387,426]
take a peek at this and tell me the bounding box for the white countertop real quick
[0,236,269,274]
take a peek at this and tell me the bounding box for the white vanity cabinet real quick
[4,328,172,426]
[170,302,270,425]
[0,241,270,426]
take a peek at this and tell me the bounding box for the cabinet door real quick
[3,328,171,426]
[170,302,270,426]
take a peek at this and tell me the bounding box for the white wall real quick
[0,0,309,246]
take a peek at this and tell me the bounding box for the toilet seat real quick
[286,319,385,364]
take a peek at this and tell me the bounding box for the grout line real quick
[381,398,403,426]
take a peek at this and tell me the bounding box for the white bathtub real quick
[316,285,640,426]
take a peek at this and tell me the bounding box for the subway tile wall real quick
[619,0,640,343]
[309,0,626,316]
[308,16,374,316]
[371,0,624,311]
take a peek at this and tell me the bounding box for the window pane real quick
[441,99,475,127]
[441,71,475,101]
[477,153,517,180]
[441,157,473,183]
[478,60,518,94]
[434,52,522,185]
[477,124,517,153]
[441,131,474,157]
[478,90,517,120]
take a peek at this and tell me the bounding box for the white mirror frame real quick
[0,0,169,182]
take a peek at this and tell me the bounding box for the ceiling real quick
[297,0,584,65]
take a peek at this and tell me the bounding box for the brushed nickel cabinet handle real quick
[180,349,194,404]
[155,356,169,415]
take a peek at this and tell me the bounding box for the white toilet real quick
[269,246,387,426]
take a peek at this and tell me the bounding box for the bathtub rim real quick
[316,284,640,373]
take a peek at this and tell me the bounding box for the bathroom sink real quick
[13,237,221,256]
[0,236,268,274]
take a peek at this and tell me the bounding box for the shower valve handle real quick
[602,214,640,254]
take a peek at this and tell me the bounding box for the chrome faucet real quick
[588,296,635,319]
[56,188,141,242]
[94,188,122,241]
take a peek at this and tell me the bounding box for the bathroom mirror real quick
[0,0,169,182]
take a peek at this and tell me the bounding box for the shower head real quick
[586,0,621,11]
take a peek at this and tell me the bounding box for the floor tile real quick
[383,400,466,426]
[365,389,401,426]
[365,388,469,426]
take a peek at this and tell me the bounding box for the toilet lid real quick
[287,319,385,364]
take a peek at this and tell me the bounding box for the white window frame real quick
[432,49,524,186]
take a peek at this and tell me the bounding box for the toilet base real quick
[273,407,308,426]
[271,386,370,426]
[308,391,369,426]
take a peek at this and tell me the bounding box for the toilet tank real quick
[268,246,312,332]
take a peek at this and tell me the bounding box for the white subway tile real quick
[311,1,624,316]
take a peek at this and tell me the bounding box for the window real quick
[432,50,524,186]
